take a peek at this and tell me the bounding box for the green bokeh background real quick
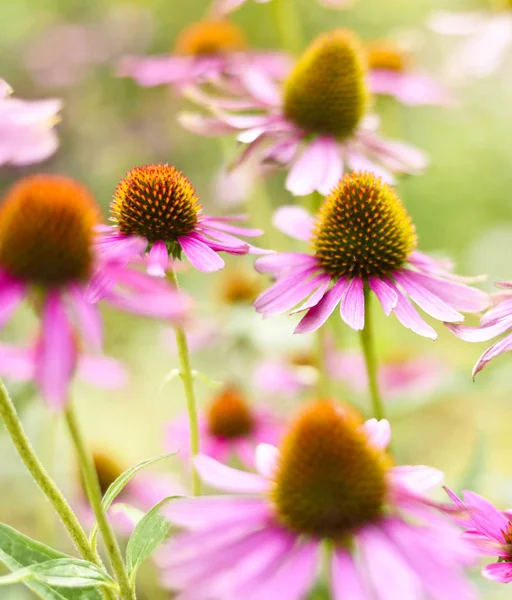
[1,0,512,597]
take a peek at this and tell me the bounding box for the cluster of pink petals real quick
[429,11,512,81]
[446,281,512,377]
[179,76,428,196]
[119,48,291,95]
[254,206,489,336]
[166,408,282,468]
[158,421,475,600]
[210,0,355,16]
[0,80,61,166]
[96,214,268,275]
[0,254,187,409]
[370,69,454,106]
[447,488,512,583]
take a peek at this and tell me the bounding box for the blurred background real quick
[1,0,512,597]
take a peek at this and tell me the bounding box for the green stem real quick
[0,379,116,600]
[169,271,201,496]
[65,403,135,600]
[269,0,303,54]
[358,285,385,420]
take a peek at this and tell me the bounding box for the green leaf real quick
[0,523,103,600]
[89,453,175,550]
[126,496,180,583]
[0,559,115,589]
[191,370,223,388]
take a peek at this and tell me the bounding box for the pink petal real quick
[119,55,194,86]
[317,135,343,196]
[255,443,279,478]
[331,551,368,600]
[35,292,77,410]
[390,465,444,494]
[394,271,464,323]
[0,343,35,380]
[193,454,269,493]
[254,252,316,275]
[340,276,365,330]
[289,275,332,314]
[361,419,391,450]
[178,235,225,272]
[285,138,325,197]
[69,284,103,352]
[481,297,512,326]
[272,206,315,241]
[295,278,349,334]
[147,240,169,277]
[369,277,397,316]
[179,112,239,136]
[482,562,512,583]
[473,332,512,377]
[388,281,437,339]
[445,316,512,342]
[0,277,26,329]
[77,355,128,389]
[460,490,509,542]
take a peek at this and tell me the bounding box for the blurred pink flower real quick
[446,488,512,583]
[447,281,512,377]
[211,0,355,16]
[97,164,268,276]
[0,174,187,410]
[119,18,290,93]
[429,10,512,81]
[166,386,282,467]
[158,401,474,600]
[0,80,60,166]
[180,30,428,196]
[254,176,489,337]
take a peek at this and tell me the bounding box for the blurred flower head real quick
[166,384,282,467]
[218,267,263,305]
[159,400,474,599]
[119,18,290,93]
[0,174,187,409]
[98,163,268,275]
[447,488,512,583]
[366,40,453,106]
[254,171,489,336]
[0,80,61,166]
[180,30,428,195]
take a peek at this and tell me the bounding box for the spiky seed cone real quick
[272,401,389,539]
[0,175,99,287]
[283,30,369,139]
[110,164,201,244]
[207,386,255,439]
[175,19,247,56]
[312,171,417,278]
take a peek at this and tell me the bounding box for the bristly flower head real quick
[366,40,453,106]
[118,18,290,92]
[99,163,267,275]
[166,384,282,467]
[0,174,188,409]
[180,30,428,196]
[159,400,475,600]
[254,171,489,336]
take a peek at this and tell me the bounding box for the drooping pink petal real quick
[0,276,26,329]
[361,419,391,450]
[179,112,240,136]
[340,276,365,330]
[35,292,77,409]
[346,148,394,183]
[255,443,279,478]
[200,217,263,238]
[480,297,512,326]
[147,240,169,277]
[295,277,349,334]
[387,280,437,339]
[285,138,327,196]
[119,55,196,86]
[369,276,398,316]
[289,275,332,314]
[446,316,512,342]
[193,454,269,493]
[254,266,321,315]
[390,465,444,494]
[178,235,226,272]
[370,70,453,106]
[394,271,464,323]
[254,252,316,275]
[331,551,368,600]
[69,284,103,352]
[459,490,509,542]
[272,206,315,241]
[482,562,512,583]
[473,331,512,377]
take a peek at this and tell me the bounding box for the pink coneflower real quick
[0,174,187,409]
[446,281,512,377]
[446,488,512,583]
[428,6,512,81]
[97,164,267,275]
[254,172,489,336]
[166,385,282,467]
[0,80,61,166]
[119,18,290,93]
[366,40,453,106]
[158,400,475,599]
[76,451,185,535]
[180,30,428,195]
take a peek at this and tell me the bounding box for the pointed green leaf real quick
[126,496,180,583]
[0,559,115,588]
[89,453,175,549]
[191,370,223,388]
[0,523,103,600]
